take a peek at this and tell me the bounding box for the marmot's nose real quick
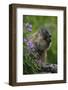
[49,39,51,42]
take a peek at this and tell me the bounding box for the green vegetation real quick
[23,15,57,74]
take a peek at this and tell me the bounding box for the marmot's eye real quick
[49,34,51,37]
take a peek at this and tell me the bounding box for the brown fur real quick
[28,30,51,67]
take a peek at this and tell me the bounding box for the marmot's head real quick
[33,28,51,53]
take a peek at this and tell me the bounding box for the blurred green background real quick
[23,15,57,74]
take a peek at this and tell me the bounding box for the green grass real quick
[23,15,57,74]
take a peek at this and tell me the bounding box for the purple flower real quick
[27,41,34,48]
[23,38,27,42]
[27,23,32,32]
[27,27,32,32]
